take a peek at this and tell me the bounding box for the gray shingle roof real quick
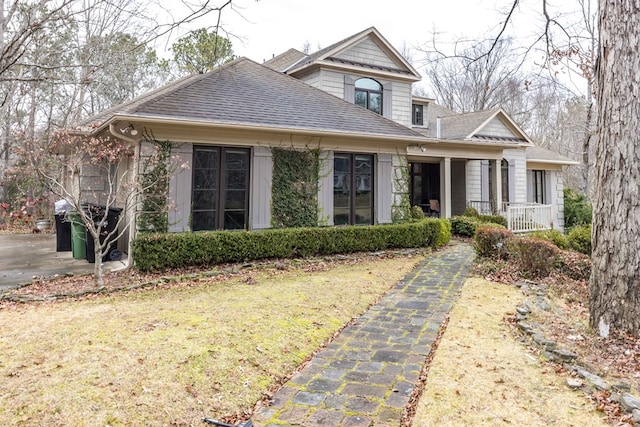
[81,57,424,140]
[526,145,579,165]
[263,48,307,72]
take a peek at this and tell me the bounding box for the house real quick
[75,27,577,247]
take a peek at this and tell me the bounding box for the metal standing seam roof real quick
[79,57,425,140]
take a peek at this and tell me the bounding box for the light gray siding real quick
[317,69,345,99]
[480,117,516,138]
[466,160,482,202]
[168,143,193,232]
[503,148,527,203]
[335,38,398,69]
[298,69,321,89]
[391,81,412,127]
[251,147,272,229]
[376,154,393,224]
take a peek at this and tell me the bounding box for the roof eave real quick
[94,114,429,143]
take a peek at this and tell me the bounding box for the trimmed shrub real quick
[451,216,480,237]
[567,224,592,255]
[474,225,513,259]
[410,205,425,220]
[463,206,480,217]
[528,229,569,250]
[508,237,560,278]
[478,214,507,228]
[131,218,450,272]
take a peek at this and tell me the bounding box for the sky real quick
[161,0,588,95]
[211,0,545,63]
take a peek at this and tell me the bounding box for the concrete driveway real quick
[0,233,128,291]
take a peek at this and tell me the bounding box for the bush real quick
[451,216,480,237]
[463,206,480,217]
[474,225,513,259]
[410,205,425,220]
[564,188,592,229]
[478,214,507,227]
[528,229,569,250]
[508,237,560,278]
[131,218,451,272]
[567,224,591,255]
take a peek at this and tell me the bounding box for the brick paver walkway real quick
[253,242,475,427]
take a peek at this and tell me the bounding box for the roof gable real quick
[80,57,424,141]
[438,108,532,145]
[285,27,421,82]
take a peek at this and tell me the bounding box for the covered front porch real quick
[407,145,553,233]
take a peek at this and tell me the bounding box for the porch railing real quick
[467,201,553,233]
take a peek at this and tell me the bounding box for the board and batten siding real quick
[317,150,334,225]
[335,38,399,69]
[451,160,467,215]
[251,147,272,229]
[168,142,193,232]
[376,154,393,224]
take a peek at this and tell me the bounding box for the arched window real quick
[355,78,382,115]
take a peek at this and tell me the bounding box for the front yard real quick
[0,253,422,426]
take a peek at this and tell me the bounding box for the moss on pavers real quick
[255,242,475,427]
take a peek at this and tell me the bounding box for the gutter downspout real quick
[109,123,141,271]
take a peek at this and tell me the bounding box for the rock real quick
[535,297,551,311]
[613,383,632,393]
[620,394,640,413]
[567,378,583,389]
[551,348,578,362]
[632,408,640,423]
[532,333,557,349]
[573,366,610,391]
[517,321,534,333]
[516,304,531,315]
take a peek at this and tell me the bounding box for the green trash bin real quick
[69,212,86,260]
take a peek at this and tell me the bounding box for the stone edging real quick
[513,280,640,426]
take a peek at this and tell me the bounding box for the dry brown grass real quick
[0,256,421,426]
[413,277,609,427]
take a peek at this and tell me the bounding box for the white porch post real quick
[490,159,502,213]
[440,157,452,218]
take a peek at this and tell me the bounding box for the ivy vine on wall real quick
[271,147,320,228]
[137,136,172,233]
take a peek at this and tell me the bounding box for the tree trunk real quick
[590,1,640,336]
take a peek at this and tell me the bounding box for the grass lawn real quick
[0,255,422,426]
[412,277,609,427]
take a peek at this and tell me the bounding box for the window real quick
[501,159,510,203]
[355,78,382,115]
[532,170,546,204]
[412,104,424,126]
[192,146,250,231]
[334,153,374,225]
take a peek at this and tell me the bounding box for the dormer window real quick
[412,104,424,126]
[355,78,382,115]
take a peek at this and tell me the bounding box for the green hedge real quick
[131,218,451,272]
